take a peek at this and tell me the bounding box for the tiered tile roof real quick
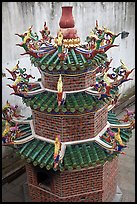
[30,52,107,74]
[17,123,32,139]
[15,112,132,171]
[22,87,118,114]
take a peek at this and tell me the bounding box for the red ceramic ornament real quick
[59,6,75,28]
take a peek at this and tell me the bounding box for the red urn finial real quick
[59,6,75,28]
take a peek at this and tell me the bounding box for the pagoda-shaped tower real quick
[2,6,135,202]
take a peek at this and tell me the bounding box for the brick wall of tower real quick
[94,105,108,135]
[26,163,38,186]
[28,184,103,202]
[102,157,118,202]
[41,71,96,91]
[26,157,118,202]
[53,165,103,197]
[32,105,108,142]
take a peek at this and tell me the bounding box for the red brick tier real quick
[32,104,108,142]
[41,70,96,92]
[26,156,118,202]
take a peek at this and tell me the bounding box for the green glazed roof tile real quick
[14,111,132,171]
[23,91,106,114]
[18,141,32,154]
[82,144,92,166]
[67,145,77,168]
[30,48,107,75]
[16,127,132,171]
[22,140,40,158]
[40,150,54,168]
[11,123,33,142]
[28,142,46,162]
[34,143,53,166]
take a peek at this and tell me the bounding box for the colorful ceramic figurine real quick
[54,135,61,169]
[2,101,13,121]
[118,69,134,86]
[114,128,127,154]
[94,20,105,40]
[119,108,135,129]
[6,61,20,81]
[93,20,121,46]
[101,127,127,154]
[57,75,63,106]
[80,22,119,59]
[96,73,113,100]
[103,27,121,44]
[95,58,112,75]
[86,31,100,50]
[40,22,53,43]
[2,100,24,145]
[15,25,39,51]
[102,58,113,73]
[107,127,115,137]
[6,62,35,95]
[114,128,125,146]
[107,60,135,87]
[2,121,21,144]
[2,101,24,122]
[2,121,11,138]
[55,31,68,61]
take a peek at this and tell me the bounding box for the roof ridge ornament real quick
[59,6,75,29]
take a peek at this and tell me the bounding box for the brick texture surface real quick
[32,105,108,142]
[102,157,118,202]
[26,157,118,202]
[26,163,38,186]
[41,71,96,91]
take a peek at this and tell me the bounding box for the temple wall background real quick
[2,2,135,109]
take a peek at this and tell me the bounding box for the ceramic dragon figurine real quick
[86,31,100,50]
[40,22,53,43]
[103,27,121,45]
[15,25,39,51]
[6,62,35,95]
[2,101,24,122]
[119,108,135,129]
[6,61,20,81]
[94,20,105,40]
[2,121,21,144]
[107,60,134,86]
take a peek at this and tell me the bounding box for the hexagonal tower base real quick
[25,157,118,202]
